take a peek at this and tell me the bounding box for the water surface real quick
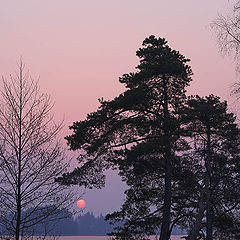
[58,236,184,240]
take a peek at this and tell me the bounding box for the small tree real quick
[0,61,74,240]
[181,95,240,240]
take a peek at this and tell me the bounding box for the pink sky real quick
[0,1,237,215]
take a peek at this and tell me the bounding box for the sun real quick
[77,199,86,208]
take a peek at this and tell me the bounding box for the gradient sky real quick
[0,1,238,216]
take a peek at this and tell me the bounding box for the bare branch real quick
[0,60,79,239]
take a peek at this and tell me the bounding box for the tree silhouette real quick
[0,60,75,239]
[212,1,240,68]
[58,35,192,240]
[211,0,240,98]
[181,95,240,240]
[212,1,240,99]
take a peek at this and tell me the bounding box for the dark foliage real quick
[57,36,240,240]
[181,95,240,240]
[57,35,193,240]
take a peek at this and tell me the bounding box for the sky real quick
[0,0,238,216]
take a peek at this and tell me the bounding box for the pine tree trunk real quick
[186,191,206,240]
[206,186,213,240]
[160,156,172,240]
[159,77,172,240]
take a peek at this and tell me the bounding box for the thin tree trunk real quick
[186,191,206,240]
[15,65,23,240]
[206,127,213,240]
[160,78,172,240]
[16,181,21,240]
[206,191,213,240]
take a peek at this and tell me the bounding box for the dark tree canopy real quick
[181,95,240,240]
[57,36,240,240]
[60,35,192,183]
[58,35,193,240]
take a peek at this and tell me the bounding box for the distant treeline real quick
[0,204,186,237]
[57,211,114,236]
[54,211,185,236]
[0,208,184,236]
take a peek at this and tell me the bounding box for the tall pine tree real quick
[58,35,192,240]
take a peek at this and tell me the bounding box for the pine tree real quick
[57,35,192,240]
[181,95,240,240]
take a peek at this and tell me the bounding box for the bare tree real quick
[0,60,75,240]
[211,1,240,97]
[212,1,240,69]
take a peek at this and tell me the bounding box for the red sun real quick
[77,199,86,208]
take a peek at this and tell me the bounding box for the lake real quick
[58,236,184,240]
[2,235,185,240]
